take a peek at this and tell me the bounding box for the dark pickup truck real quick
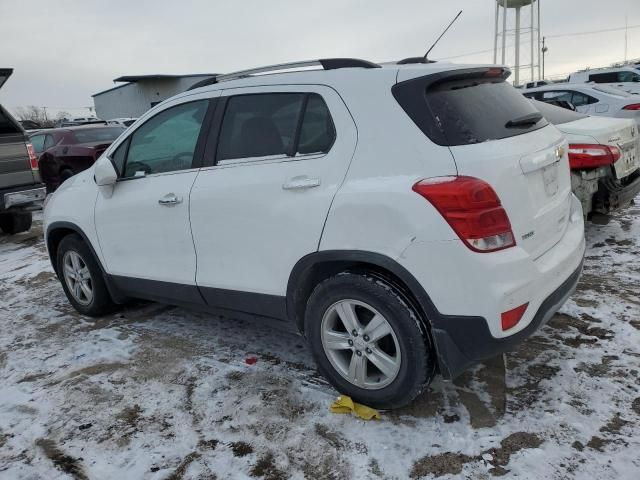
[0,68,46,234]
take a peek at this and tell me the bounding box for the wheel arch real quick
[46,221,127,303]
[287,250,440,338]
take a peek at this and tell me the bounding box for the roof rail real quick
[187,58,380,91]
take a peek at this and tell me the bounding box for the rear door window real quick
[217,93,305,161]
[395,76,548,146]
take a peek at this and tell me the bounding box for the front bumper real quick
[430,259,583,379]
[0,185,46,210]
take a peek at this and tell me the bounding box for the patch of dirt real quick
[368,458,385,477]
[230,441,253,457]
[410,452,474,478]
[586,436,610,452]
[198,439,219,450]
[250,452,287,480]
[314,423,348,450]
[600,414,630,435]
[36,438,88,480]
[487,432,543,467]
[60,362,127,383]
[166,452,200,480]
[17,371,52,383]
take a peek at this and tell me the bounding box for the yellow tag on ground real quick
[330,395,381,420]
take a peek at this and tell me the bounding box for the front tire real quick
[56,234,116,316]
[0,212,32,234]
[305,272,436,409]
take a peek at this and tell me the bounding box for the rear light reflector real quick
[622,103,640,111]
[412,176,516,252]
[26,143,39,170]
[501,303,529,331]
[568,144,621,169]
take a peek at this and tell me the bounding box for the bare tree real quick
[13,105,54,127]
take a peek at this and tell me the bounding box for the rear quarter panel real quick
[319,74,459,258]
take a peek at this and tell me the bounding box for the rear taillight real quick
[26,143,39,170]
[412,176,516,253]
[501,303,528,331]
[622,103,640,110]
[568,144,621,169]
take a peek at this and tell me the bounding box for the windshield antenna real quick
[424,10,463,62]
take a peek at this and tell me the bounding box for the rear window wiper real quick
[505,112,543,128]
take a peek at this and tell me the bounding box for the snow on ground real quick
[0,203,639,480]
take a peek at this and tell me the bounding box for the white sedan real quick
[523,84,640,127]
[532,100,640,217]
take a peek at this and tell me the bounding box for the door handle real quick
[158,193,182,206]
[282,176,321,190]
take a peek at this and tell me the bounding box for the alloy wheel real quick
[320,299,401,390]
[62,250,93,306]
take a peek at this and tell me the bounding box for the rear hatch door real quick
[394,68,572,259]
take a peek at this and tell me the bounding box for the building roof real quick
[92,73,218,97]
[113,73,217,83]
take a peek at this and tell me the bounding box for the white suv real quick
[44,59,586,409]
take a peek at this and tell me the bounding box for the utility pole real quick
[541,37,548,79]
[625,15,628,62]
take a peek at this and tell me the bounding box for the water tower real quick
[493,0,541,86]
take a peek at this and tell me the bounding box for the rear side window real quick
[298,95,335,155]
[30,134,45,153]
[589,72,618,83]
[394,74,548,146]
[216,93,335,161]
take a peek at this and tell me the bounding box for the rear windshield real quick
[393,74,549,147]
[530,99,587,125]
[71,127,124,143]
[423,78,548,146]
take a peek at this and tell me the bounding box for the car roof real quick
[521,83,628,97]
[176,61,501,100]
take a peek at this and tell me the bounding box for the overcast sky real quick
[1,0,639,117]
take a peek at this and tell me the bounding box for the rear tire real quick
[305,272,436,410]
[56,234,116,316]
[60,168,74,183]
[0,212,33,234]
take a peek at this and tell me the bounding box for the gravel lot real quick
[1,201,639,480]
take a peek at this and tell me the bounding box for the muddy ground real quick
[0,203,639,479]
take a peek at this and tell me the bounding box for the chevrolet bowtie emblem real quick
[555,146,565,160]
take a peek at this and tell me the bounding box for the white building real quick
[92,74,216,120]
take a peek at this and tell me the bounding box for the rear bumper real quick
[595,170,640,213]
[430,258,583,379]
[0,185,46,210]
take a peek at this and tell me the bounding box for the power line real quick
[438,23,640,61]
[546,24,640,39]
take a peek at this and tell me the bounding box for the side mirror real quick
[94,156,118,186]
